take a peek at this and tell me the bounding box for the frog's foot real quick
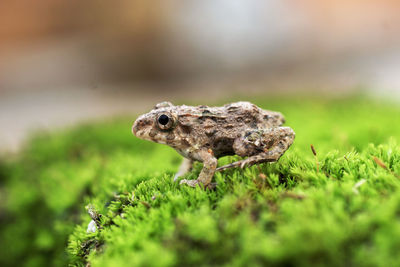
[179,179,200,187]
[179,179,217,189]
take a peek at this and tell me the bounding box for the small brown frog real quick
[132,101,295,188]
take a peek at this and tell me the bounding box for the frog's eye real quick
[156,113,175,130]
[158,114,169,125]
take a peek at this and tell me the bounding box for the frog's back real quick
[223,101,285,127]
[177,101,284,132]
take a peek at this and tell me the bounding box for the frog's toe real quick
[180,179,216,189]
[179,179,200,188]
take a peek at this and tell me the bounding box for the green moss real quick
[1,95,400,266]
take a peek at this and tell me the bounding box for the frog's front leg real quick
[174,158,193,182]
[216,127,295,171]
[179,149,217,189]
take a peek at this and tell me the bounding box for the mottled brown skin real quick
[132,101,295,188]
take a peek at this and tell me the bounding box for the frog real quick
[132,101,295,189]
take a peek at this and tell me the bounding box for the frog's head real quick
[132,102,179,145]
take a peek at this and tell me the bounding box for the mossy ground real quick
[1,95,400,266]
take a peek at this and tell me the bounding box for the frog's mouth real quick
[132,118,159,142]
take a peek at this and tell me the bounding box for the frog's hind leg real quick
[216,127,295,171]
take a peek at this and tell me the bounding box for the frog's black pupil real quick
[158,114,169,125]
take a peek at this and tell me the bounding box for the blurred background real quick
[1,0,400,151]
